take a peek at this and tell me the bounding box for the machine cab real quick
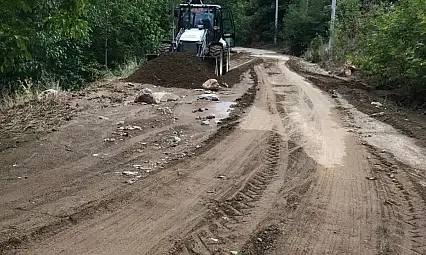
[176,1,235,48]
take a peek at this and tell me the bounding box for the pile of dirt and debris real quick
[125,52,218,89]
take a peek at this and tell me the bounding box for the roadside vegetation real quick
[224,0,426,105]
[1,0,425,105]
[0,0,170,100]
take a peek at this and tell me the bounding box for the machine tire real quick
[224,47,230,73]
[210,45,224,76]
[159,42,172,54]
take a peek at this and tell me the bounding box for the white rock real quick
[198,94,219,101]
[202,79,220,91]
[371,101,383,108]
[201,120,210,125]
[371,112,385,116]
[153,92,180,102]
[122,171,139,176]
[157,107,173,114]
[172,136,181,143]
[135,88,159,104]
[126,179,136,184]
[99,116,109,120]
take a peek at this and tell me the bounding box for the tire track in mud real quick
[241,59,399,255]
[365,144,426,254]
[168,61,322,255]
[167,56,426,255]
[0,66,262,255]
[240,140,318,255]
[169,130,284,255]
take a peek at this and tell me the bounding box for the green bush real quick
[281,0,331,55]
[0,0,170,95]
[331,0,364,62]
[305,35,328,63]
[355,0,426,100]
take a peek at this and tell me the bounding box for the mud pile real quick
[126,52,217,89]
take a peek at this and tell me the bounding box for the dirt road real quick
[1,50,426,254]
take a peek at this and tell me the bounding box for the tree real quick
[355,0,426,100]
[281,0,331,55]
[0,0,89,73]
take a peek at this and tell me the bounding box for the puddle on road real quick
[207,101,236,120]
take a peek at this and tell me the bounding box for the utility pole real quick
[274,0,279,45]
[328,0,337,57]
[171,0,175,39]
[104,0,108,70]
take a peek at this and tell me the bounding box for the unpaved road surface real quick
[1,50,426,255]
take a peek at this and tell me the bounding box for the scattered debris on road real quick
[192,107,208,113]
[370,101,383,108]
[371,112,385,116]
[122,171,139,176]
[135,88,159,104]
[202,79,221,91]
[198,93,220,101]
[125,179,136,184]
[153,92,180,102]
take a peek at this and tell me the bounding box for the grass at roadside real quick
[0,59,141,112]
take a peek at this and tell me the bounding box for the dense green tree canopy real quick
[0,0,170,92]
[1,0,425,102]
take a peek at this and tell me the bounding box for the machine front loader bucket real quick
[146,54,159,61]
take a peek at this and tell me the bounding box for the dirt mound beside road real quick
[126,52,217,89]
